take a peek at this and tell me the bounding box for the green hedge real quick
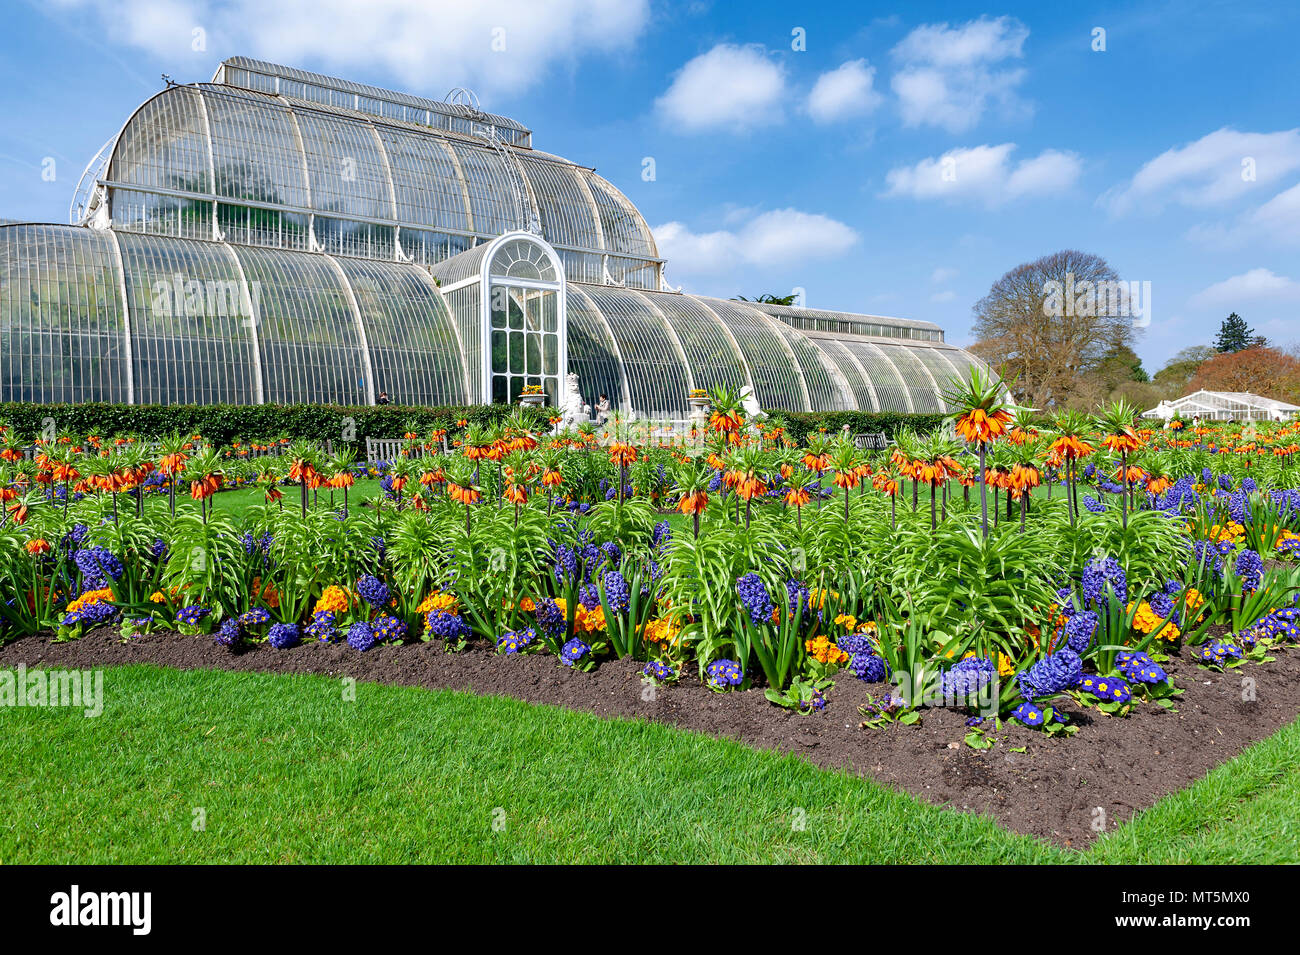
[0,401,945,447]
[0,402,546,448]
[776,411,947,442]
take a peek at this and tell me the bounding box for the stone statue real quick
[561,372,589,428]
[739,385,766,421]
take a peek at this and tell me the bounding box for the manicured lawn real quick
[2,664,1297,864]
[135,479,387,521]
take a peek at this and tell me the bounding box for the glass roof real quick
[215,56,532,146]
[100,83,661,280]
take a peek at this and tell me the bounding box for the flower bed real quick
[2,381,1299,829]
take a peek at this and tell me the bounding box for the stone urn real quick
[687,393,711,423]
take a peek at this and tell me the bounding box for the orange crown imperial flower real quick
[954,408,1013,444]
[678,490,708,515]
[609,443,638,466]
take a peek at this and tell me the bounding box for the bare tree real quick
[970,250,1138,410]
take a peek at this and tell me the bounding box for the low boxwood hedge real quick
[0,401,945,448]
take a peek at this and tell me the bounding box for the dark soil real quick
[3,627,1297,848]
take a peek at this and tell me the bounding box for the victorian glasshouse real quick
[0,57,983,415]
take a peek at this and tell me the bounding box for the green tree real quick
[1153,345,1215,397]
[1214,312,1253,353]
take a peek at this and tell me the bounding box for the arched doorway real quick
[481,233,566,406]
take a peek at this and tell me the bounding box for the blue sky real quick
[3,0,1298,372]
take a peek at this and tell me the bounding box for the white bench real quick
[853,431,889,450]
[365,437,406,464]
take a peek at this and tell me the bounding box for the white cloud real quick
[49,0,649,96]
[930,267,958,283]
[653,208,858,278]
[1103,127,1300,216]
[1190,268,1300,308]
[883,144,1082,206]
[890,16,1030,133]
[930,290,957,303]
[892,15,1029,67]
[807,59,883,123]
[1188,181,1300,247]
[655,43,785,132]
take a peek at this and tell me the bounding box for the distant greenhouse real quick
[1144,390,1300,423]
[0,57,984,416]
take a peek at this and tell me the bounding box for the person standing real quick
[376,390,390,405]
[595,393,611,425]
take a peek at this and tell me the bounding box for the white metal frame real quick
[478,231,567,408]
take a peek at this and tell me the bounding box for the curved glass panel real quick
[583,171,656,258]
[810,339,877,410]
[109,85,211,200]
[377,127,470,232]
[429,242,489,287]
[445,141,521,237]
[517,156,602,252]
[877,343,941,413]
[0,225,129,403]
[639,291,747,394]
[102,83,662,275]
[332,256,466,406]
[231,245,367,404]
[565,286,625,413]
[200,87,311,250]
[116,232,258,405]
[772,320,843,412]
[910,346,965,409]
[580,287,689,417]
[843,340,911,412]
[697,298,804,410]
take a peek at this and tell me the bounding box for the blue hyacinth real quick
[1234,549,1263,593]
[603,571,630,614]
[535,596,564,636]
[426,608,471,644]
[215,617,241,648]
[1062,610,1098,654]
[941,656,997,701]
[736,573,774,626]
[356,574,390,609]
[268,622,300,649]
[347,620,377,652]
[838,632,874,656]
[847,650,888,683]
[1080,557,1126,611]
[1017,649,1083,700]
